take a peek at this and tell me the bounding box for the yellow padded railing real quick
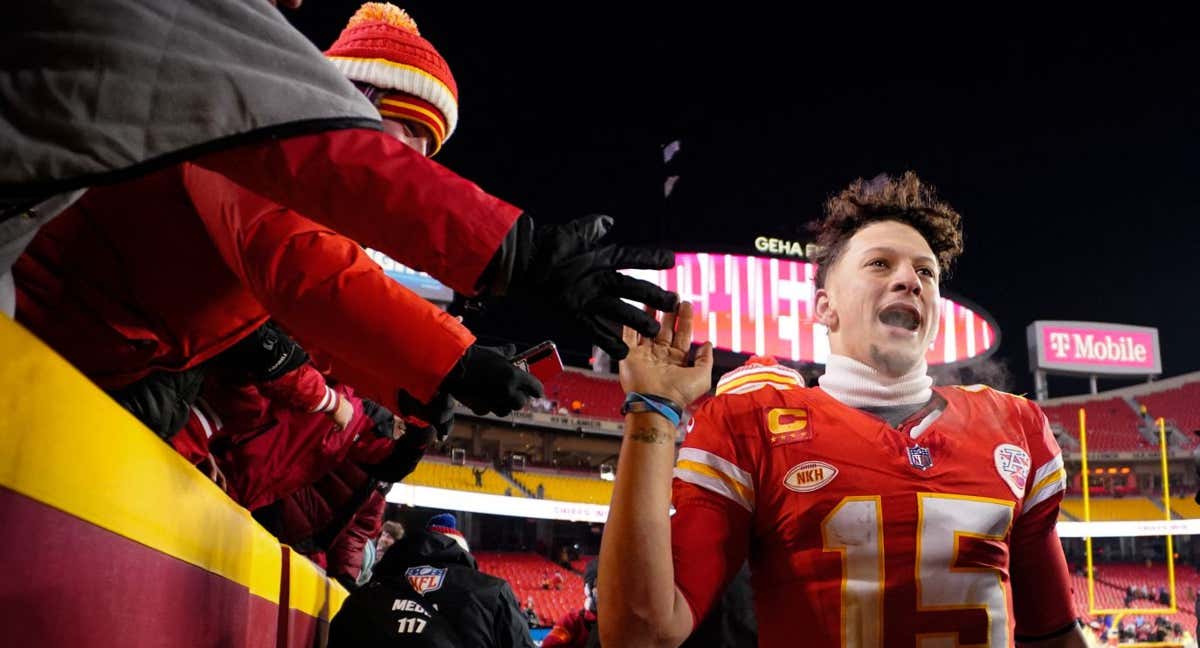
[0,316,345,646]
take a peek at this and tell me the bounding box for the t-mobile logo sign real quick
[1040,325,1157,370]
[1049,332,1071,358]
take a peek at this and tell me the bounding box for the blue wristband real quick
[621,392,683,427]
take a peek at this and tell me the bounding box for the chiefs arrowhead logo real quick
[994,443,1031,498]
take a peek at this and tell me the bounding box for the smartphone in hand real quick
[511,341,563,383]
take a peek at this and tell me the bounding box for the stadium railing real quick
[0,316,346,647]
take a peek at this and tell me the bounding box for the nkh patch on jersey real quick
[783,461,838,492]
[994,443,1032,497]
[907,445,933,471]
[405,566,446,595]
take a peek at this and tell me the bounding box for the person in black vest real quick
[329,513,534,648]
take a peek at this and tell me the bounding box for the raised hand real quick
[618,302,713,408]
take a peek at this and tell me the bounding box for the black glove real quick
[360,398,398,438]
[394,389,455,442]
[215,320,308,381]
[363,431,432,482]
[440,344,544,417]
[110,366,207,440]
[485,214,679,360]
[360,398,433,483]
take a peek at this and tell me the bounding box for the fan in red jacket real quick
[176,323,423,583]
[326,488,389,587]
[253,407,424,588]
[14,3,677,438]
[169,323,421,589]
[166,321,368,501]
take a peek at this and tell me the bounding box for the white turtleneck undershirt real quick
[818,354,933,408]
[818,354,939,435]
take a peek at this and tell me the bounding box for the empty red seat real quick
[474,551,585,626]
[541,370,625,421]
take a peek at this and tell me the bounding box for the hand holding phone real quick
[511,341,564,383]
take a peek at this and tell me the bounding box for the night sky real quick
[289,5,1199,397]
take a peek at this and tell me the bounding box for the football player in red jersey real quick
[598,172,1086,648]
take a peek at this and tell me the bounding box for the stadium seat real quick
[1060,497,1168,522]
[1169,497,1200,520]
[1041,398,1150,452]
[403,459,522,496]
[542,370,625,421]
[511,471,614,505]
[474,552,585,627]
[1140,381,1200,449]
[1071,564,1200,631]
[1039,375,1200,454]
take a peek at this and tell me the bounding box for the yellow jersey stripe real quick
[716,372,801,395]
[677,447,754,487]
[1029,468,1067,498]
[675,460,755,509]
[1032,454,1065,486]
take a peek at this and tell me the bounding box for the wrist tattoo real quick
[628,426,670,445]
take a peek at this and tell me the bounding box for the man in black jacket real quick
[329,518,534,648]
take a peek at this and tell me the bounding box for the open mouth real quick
[878,303,922,332]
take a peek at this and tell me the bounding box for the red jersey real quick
[670,382,1074,648]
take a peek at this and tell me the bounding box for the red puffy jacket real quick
[326,488,387,585]
[265,459,390,580]
[190,128,521,298]
[16,130,515,403]
[209,380,381,512]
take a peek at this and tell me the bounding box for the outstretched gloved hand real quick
[394,388,455,442]
[440,344,544,417]
[485,214,679,360]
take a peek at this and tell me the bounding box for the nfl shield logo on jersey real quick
[405,566,446,595]
[907,445,933,471]
[994,443,1032,497]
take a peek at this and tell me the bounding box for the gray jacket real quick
[0,0,379,313]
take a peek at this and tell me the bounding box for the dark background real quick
[289,5,1199,396]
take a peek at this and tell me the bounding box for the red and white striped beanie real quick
[325,3,459,153]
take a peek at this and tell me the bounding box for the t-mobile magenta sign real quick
[1027,321,1161,376]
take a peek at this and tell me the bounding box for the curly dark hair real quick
[811,171,964,289]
